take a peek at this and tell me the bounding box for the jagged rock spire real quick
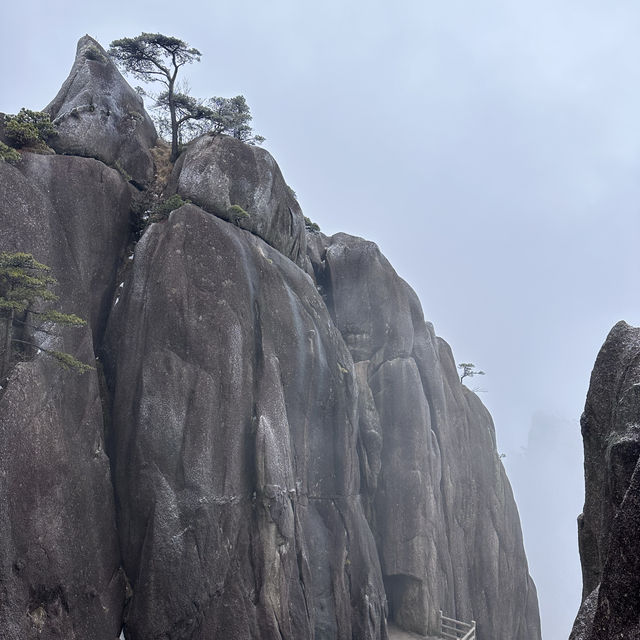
[45,35,157,188]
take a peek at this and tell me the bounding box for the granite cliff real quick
[571,321,640,640]
[0,36,540,640]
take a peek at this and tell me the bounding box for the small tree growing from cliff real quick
[458,362,485,384]
[0,252,92,380]
[109,33,201,162]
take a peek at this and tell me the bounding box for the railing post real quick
[438,609,442,636]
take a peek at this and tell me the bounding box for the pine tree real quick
[108,33,202,162]
[458,362,485,384]
[0,252,92,380]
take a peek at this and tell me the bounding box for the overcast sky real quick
[3,2,640,638]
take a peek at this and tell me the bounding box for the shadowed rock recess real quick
[0,36,540,640]
[571,321,640,640]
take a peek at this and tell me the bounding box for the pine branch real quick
[10,339,93,373]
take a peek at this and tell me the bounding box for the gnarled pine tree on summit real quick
[108,33,201,162]
[109,32,263,161]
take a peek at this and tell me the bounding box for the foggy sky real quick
[3,2,640,638]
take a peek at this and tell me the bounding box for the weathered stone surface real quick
[1,36,544,638]
[0,154,131,638]
[168,134,307,267]
[45,35,157,188]
[0,154,132,336]
[569,587,599,640]
[311,231,541,640]
[103,205,387,639]
[571,321,640,640]
[577,321,640,599]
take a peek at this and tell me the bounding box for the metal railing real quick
[438,611,476,640]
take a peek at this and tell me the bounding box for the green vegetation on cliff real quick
[108,32,263,161]
[0,252,92,380]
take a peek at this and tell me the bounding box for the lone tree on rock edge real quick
[109,33,202,162]
[0,252,92,381]
[109,33,264,159]
[458,362,485,384]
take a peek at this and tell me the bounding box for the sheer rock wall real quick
[0,155,131,640]
[0,35,540,640]
[309,232,540,640]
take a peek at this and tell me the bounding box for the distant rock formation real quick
[571,321,640,640]
[0,36,540,640]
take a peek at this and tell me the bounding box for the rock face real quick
[0,35,541,640]
[168,134,308,268]
[310,233,540,640]
[0,155,131,639]
[45,35,157,188]
[571,321,640,640]
[102,205,387,640]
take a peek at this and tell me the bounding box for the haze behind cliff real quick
[3,2,640,639]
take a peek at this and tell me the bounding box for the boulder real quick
[169,134,307,267]
[45,35,157,188]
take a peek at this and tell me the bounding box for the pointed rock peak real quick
[77,34,108,55]
[45,35,157,188]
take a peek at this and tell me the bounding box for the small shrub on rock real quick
[228,204,249,225]
[84,46,108,63]
[0,141,21,165]
[4,109,56,150]
[143,194,191,226]
[304,216,320,232]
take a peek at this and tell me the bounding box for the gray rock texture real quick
[0,154,131,639]
[103,205,386,640]
[0,35,541,640]
[168,134,308,268]
[45,35,157,188]
[571,321,640,640]
[310,232,541,640]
